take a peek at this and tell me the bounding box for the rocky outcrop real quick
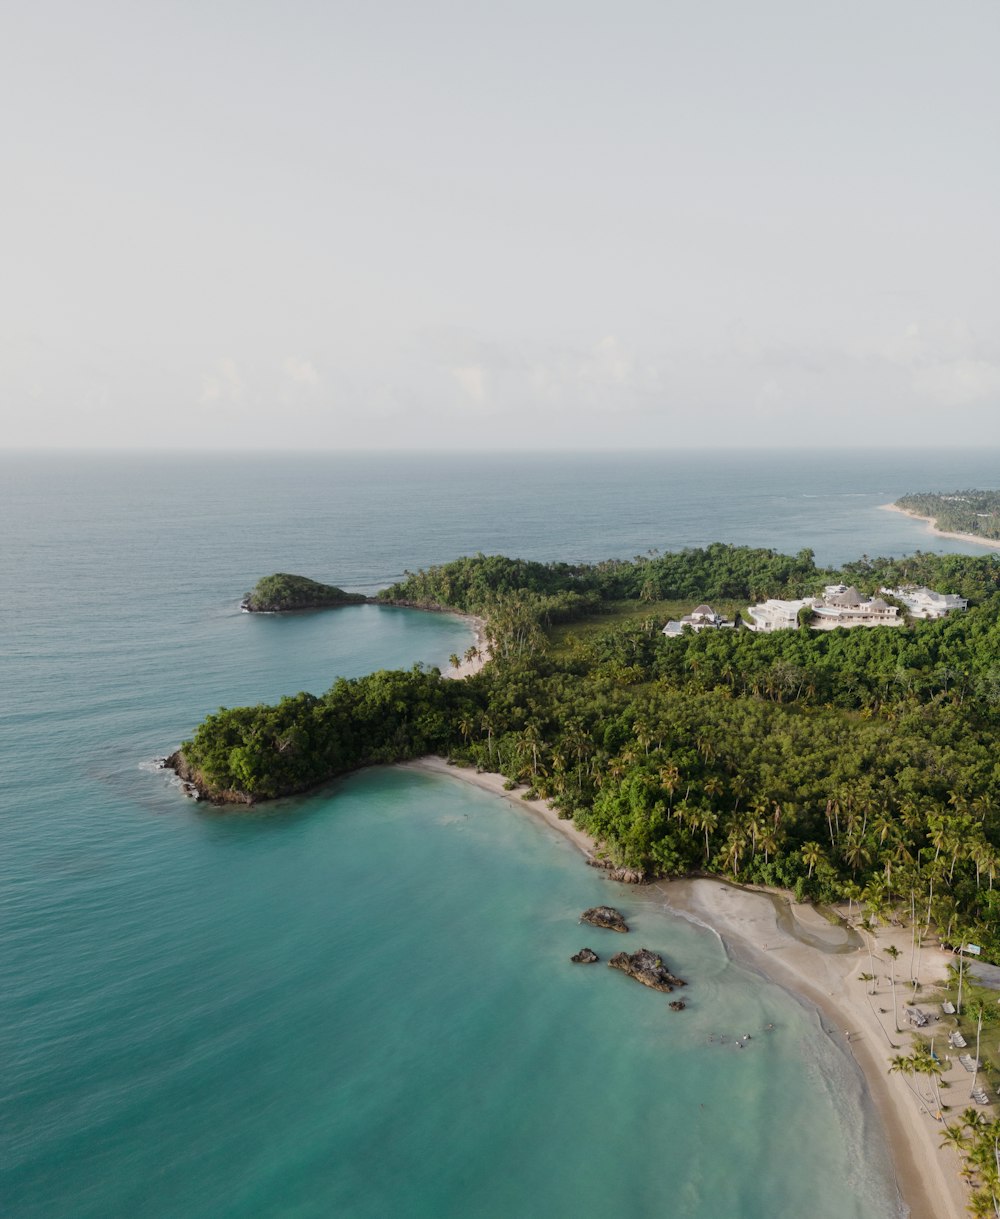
[160,752,254,805]
[608,948,685,993]
[571,948,599,964]
[586,859,647,884]
[669,1000,686,1011]
[581,906,629,933]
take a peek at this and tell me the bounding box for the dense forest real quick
[896,490,1000,541]
[177,544,1000,960]
[241,573,367,612]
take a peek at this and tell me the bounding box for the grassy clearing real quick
[545,598,749,659]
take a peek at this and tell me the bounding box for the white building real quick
[810,585,902,630]
[662,604,732,637]
[880,586,968,619]
[745,598,821,632]
[746,586,902,632]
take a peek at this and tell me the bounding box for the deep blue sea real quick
[3,448,999,1218]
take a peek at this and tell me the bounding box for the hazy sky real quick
[3,1,999,449]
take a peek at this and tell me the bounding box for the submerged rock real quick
[608,948,686,993]
[571,948,600,964]
[581,906,629,933]
[669,1000,686,1011]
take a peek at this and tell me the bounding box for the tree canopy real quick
[180,543,1000,961]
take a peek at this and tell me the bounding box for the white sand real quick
[880,501,1000,551]
[442,614,491,679]
[400,757,971,1219]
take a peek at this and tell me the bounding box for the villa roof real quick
[692,604,716,617]
[826,585,862,606]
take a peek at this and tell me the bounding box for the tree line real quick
[179,544,1000,962]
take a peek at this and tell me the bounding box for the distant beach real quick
[404,756,967,1219]
[880,501,1000,552]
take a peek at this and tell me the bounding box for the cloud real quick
[874,320,1000,407]
[452,364,486,404]
[283,355,320,387]
[911,360,1000,407]
[585,335,633,385]
[200,357,242,405]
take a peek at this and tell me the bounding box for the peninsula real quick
[168,542,1000,1216]
[885,490,1000,550]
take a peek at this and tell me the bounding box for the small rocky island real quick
[580,906,630,933]
[609,949,686,993]
[571,948,600,964]
[241,573,368,613]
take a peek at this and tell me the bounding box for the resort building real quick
[744,598,821,632]
[880,586,968,619]
[810,585,902,630]
[662,604,732,637]
[746,586,902,632]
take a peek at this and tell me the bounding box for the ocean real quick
[3,448,997,1218]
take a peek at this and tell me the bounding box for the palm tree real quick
[911,1045,945,1115]
[885,944,901,1032]
[970,1001,987,1100]
[888,1054,931,1116]
[939,1122,971,1155]
[696,807,719,865]
[801,841,824,879]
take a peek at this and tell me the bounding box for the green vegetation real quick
[242,573,367,612]
[180,544,1000,964]
[179,667,460,799]
[931,976,1000,1213]
[896,490,1000,542]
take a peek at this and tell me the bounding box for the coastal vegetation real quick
[175,544,1000,962]
[896,491,1000,542]
[241,573,367,612]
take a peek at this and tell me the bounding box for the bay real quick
[5,447,997,1217]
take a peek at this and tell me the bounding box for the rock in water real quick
[608,948,686,993]
[571,948,600,964]
[586,859,647,884]
[580,906,629,933]
[669,1000,686,1011]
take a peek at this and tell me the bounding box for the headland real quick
[881,501,1000,551]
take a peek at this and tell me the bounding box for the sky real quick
[2,0,999,450]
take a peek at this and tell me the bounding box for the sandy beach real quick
[402,756,969,1219]
[880,501,1000,552]
[442,614,491,679]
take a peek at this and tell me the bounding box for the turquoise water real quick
[6,448,998,1217]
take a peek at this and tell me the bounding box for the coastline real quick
[880,501,1000,552]
[442,613,491,679]
[402,755,967,1219]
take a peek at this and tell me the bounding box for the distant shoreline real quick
[880,501,1000,551]
[401,755,965,1219]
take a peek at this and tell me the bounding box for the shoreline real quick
[402,755,967,1219]
[880,501,1000,552]
[442,613,491,679]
